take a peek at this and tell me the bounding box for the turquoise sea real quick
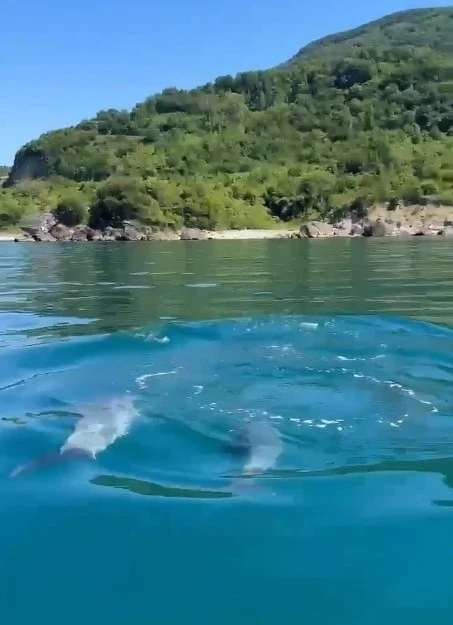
[2,238,453,624]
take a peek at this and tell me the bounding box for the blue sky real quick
[0,0,451,164]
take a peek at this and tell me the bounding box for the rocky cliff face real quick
[3,151,50,187]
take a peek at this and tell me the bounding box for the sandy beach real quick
[198,228,298,240]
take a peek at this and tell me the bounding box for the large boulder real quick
[350,223,364,236]
[70,225,99,241]
[14,233,32,242]
[49,223,73,241]
[442,226,453,237]
[103,227,123,241]
[299,221,334,238]
[30,211,57,231]
[32,231,56,242]
[20,211,58,239]
[362,218,393,237]
[116,224,145,241]
[180,227,207,240]
[333,218,352,232]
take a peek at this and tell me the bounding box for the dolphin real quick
[226,420,282,483]
[9,394,137,478]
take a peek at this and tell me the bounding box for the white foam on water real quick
[114,285,151,290]
[146,335,170,344]
[338,354,385,362]
[136,370,178,389]
[342,368,439,413]
[185,283,218,289]
[133,332,170,344]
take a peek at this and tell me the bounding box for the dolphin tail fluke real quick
[9,448,92,478]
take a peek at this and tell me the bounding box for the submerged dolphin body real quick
[9,395,137,478]
[226,420,282,482]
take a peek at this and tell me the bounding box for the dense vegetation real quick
[3,6,453,230]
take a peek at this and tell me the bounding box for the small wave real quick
[113,285,152,290]
[184,283,218,289]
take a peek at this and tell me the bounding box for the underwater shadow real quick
[91,474,234,499]
[265,456,453,507]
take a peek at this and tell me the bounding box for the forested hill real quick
[287,7,453,62]
[3,6,453,231]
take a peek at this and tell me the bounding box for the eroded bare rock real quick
[180,227,207,240]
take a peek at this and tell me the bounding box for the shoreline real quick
[3,224,453,242]
[6,204,453,242]
[3,227,301,243]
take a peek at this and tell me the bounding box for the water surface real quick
[1,239,453,625]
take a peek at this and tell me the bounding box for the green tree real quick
[52,196,87,226]
[89,178,153,229]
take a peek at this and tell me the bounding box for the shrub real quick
[387,197,399,211]
[88,177,151,229]
[52,197,86,226]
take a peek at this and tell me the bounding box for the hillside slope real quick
[288,6,453,62]
[2,6,453,231]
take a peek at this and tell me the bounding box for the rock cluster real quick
[15,220,228,243]
[16,213,180,242]
[295,217,453,239]
[13,213,453,243]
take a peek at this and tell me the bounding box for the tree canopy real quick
[3,7,453,230]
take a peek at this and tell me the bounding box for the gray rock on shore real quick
[13,209,453,243]
[49,223,73,241]
[299,221,335,238]
[16,212,188,242]
[296,216,449,239]
[362,218,394,237]
[180,227,209,240]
